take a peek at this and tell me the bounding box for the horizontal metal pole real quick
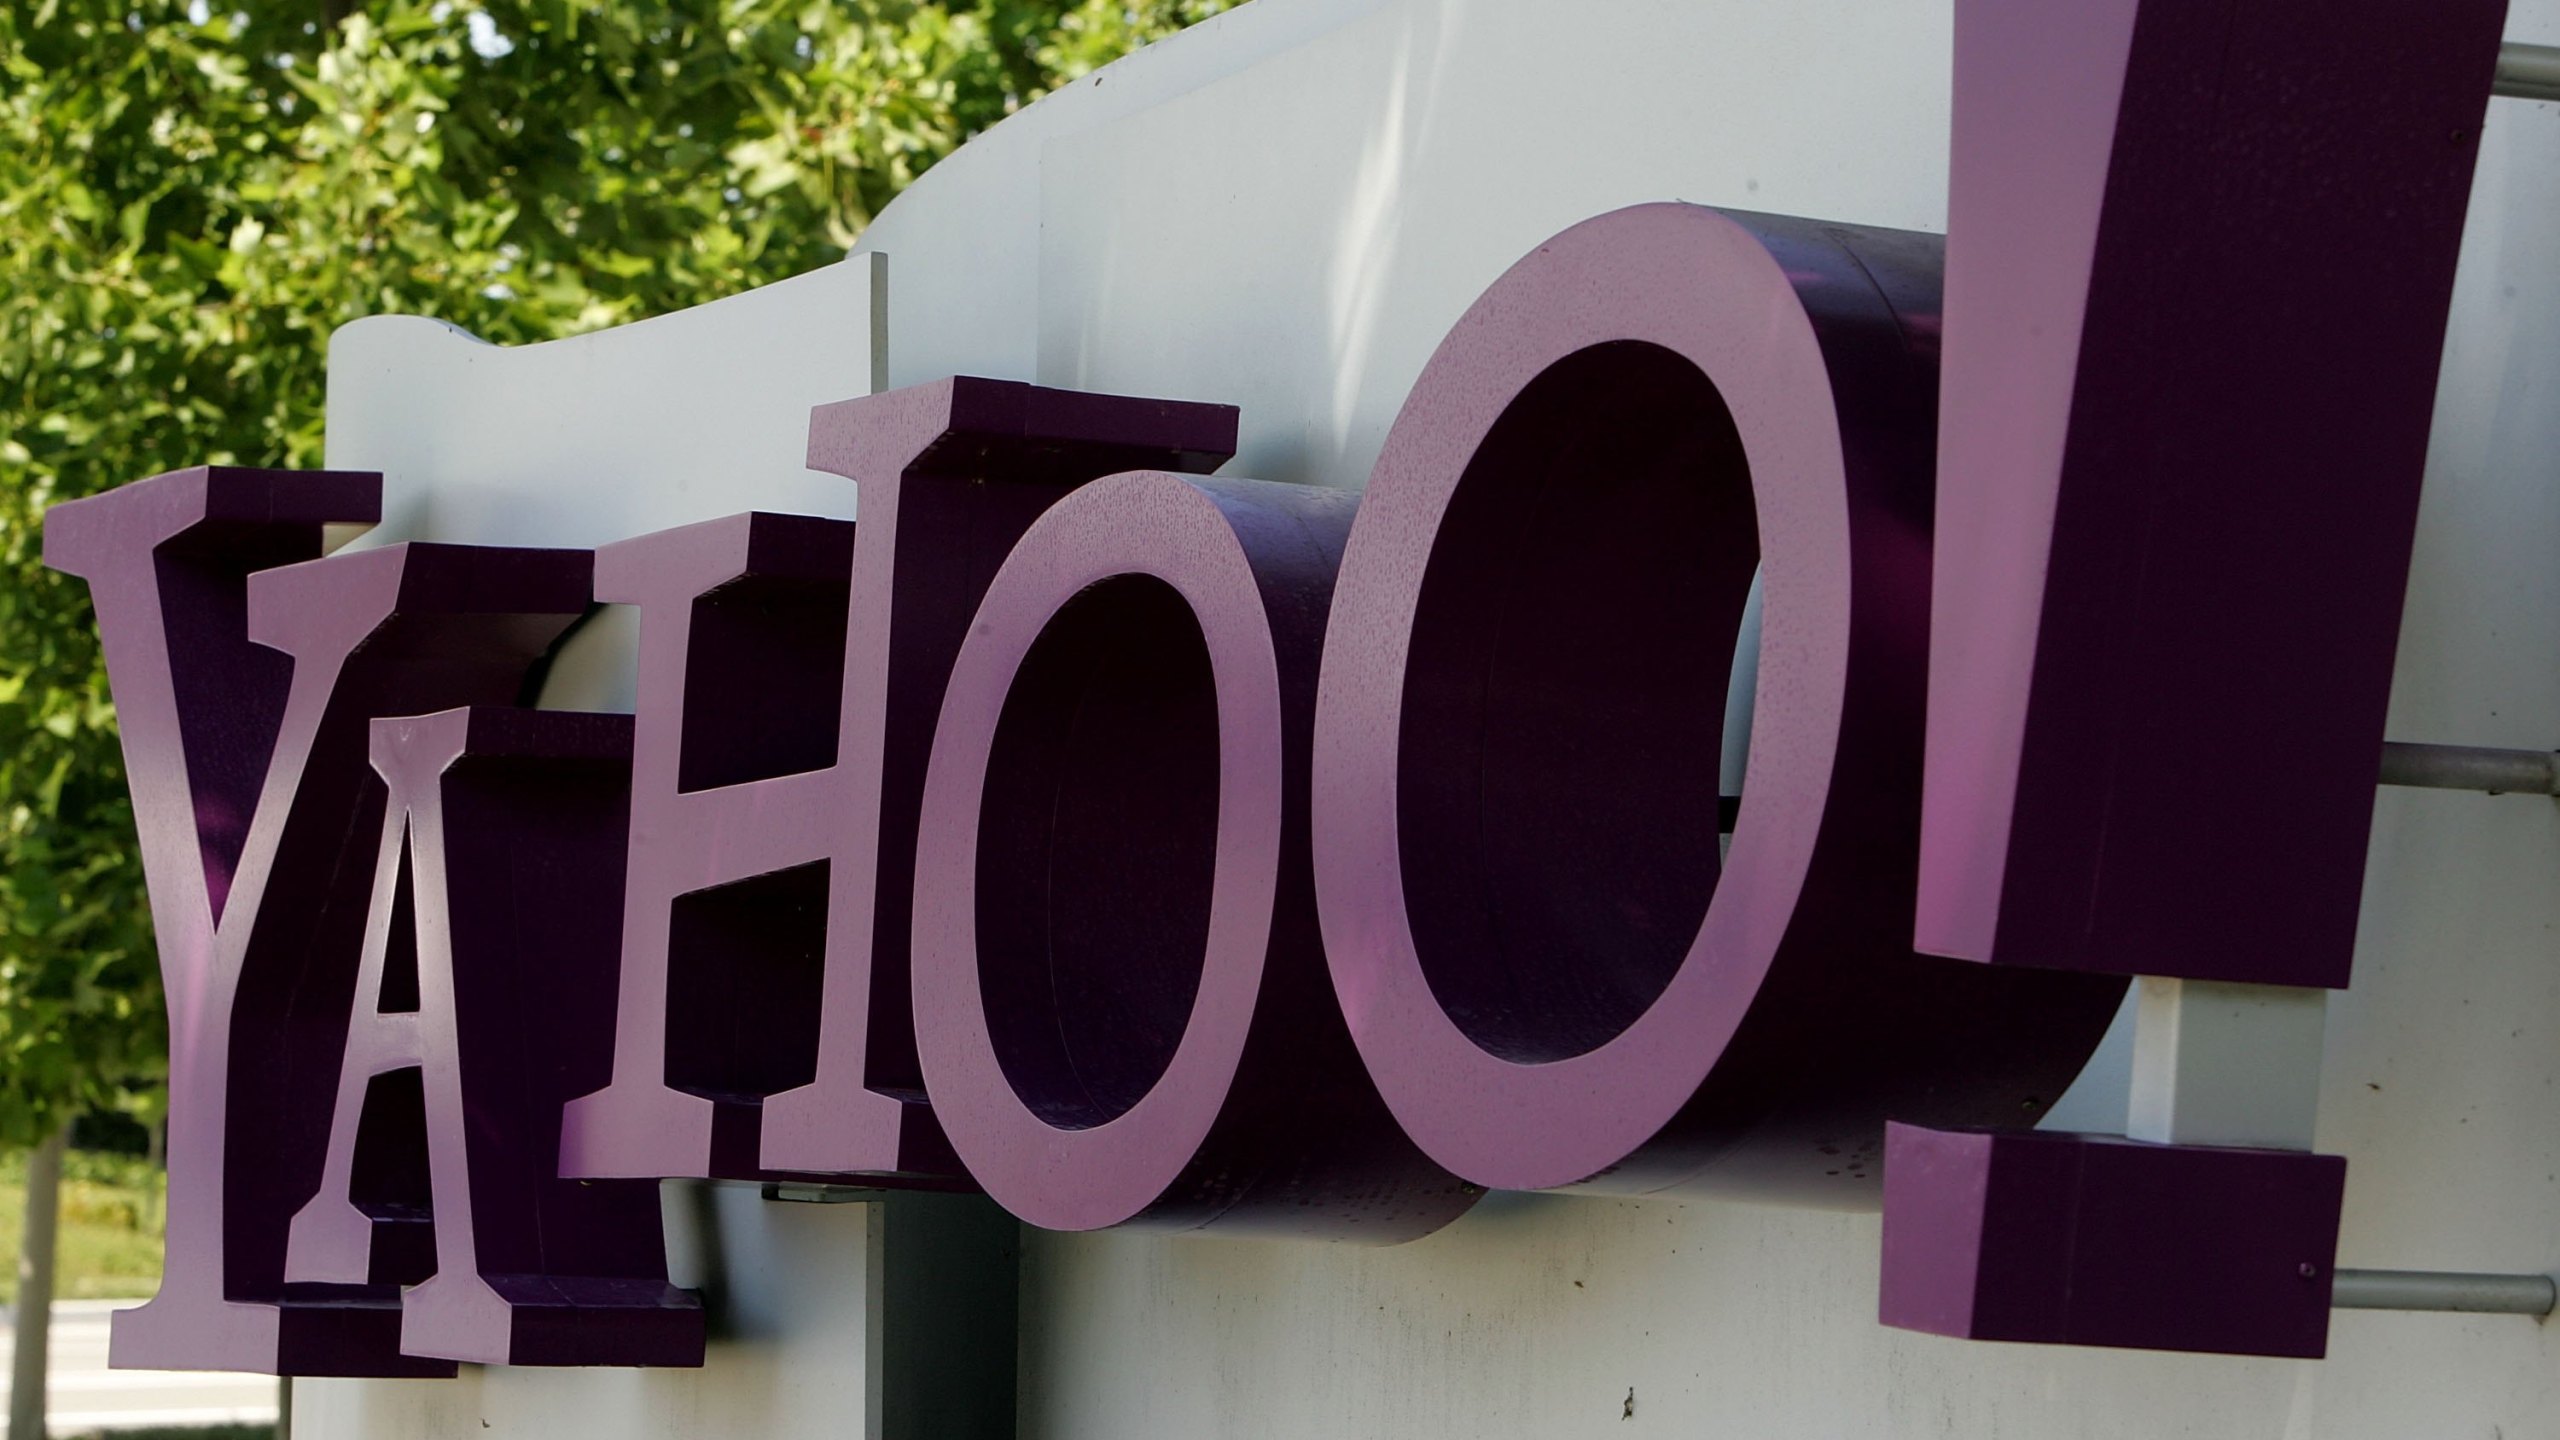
[2332,1268,2557,1315]
[2497,41,2560,102]
[760,1182,886,1204]
[1727,738,2560,820]
[2378,741,2560,796]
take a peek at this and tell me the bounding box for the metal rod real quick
[2331,1268,2557,1315]
[761,1182,885,1204]
[2497,41,2560,101]
[2378,741,2560,796]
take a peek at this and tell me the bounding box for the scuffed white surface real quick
[325,257,881,550]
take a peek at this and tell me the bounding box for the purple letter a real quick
[45,468,589,1376]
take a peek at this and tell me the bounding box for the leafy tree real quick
[0,9,1229,1427]
[0,0,1226,1153]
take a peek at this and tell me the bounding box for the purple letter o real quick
[912,470,1474,1237]
[1312,204,2122,1197]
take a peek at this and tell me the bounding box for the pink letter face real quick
[1915,0,2510,987]
[558,511,867,1182]
[1884,0,2508,1363]
[910,471,1476,1238]
[1312,205,2124,1198]
[44,469,590,1376]
[560,378,1239,1183]
[287,708,702,1368]
[1879,1125,2346,1358]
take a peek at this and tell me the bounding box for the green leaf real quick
[0,0,1210,1145]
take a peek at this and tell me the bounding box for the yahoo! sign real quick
[47,0,2509,1378]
